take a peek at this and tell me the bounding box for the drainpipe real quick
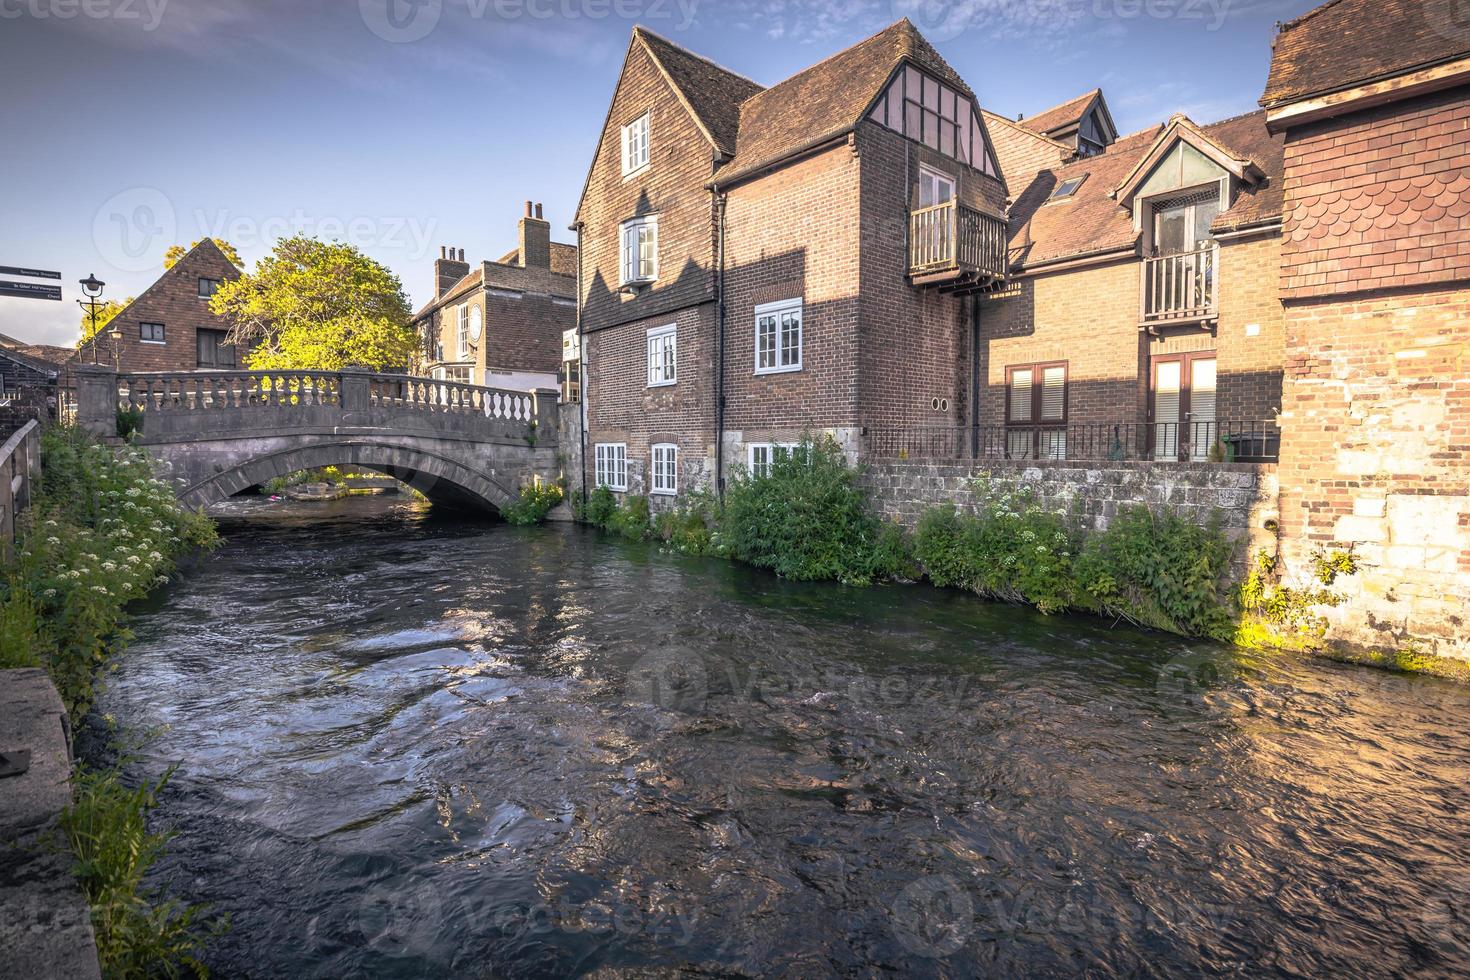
[574,220,588,503]
[970,293,981,459]
[714,190,728,499]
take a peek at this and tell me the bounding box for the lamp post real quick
[78,274,106,366]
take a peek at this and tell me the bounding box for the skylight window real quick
[1051,175,1087,200]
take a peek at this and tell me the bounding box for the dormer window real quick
[620,215,658,285]
[1050,175,1087,201]
[621,113,649,176]
[1151,189,1220,257]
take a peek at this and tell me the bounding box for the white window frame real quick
[139,322,165,345]
[620,216,658,286]
[456,304,470,358]
[754,298,803,375]
[197,278,221,299]
[646,323,676,387]
[917,164,956,208]
[594,443,628,492]
[650,443,678,496]
[746,442,798,479]
[621,113,650,177]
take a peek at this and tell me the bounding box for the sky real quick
[0,0,1317,348]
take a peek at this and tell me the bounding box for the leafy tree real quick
[164,238,242,269]
[77,297,135,344]
[208,236,416,372]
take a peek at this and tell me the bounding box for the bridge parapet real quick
[80,366,557,447]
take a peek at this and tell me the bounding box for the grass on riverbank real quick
[0,423,224,977]
[572,435,1358,652]
[60,764,224,978]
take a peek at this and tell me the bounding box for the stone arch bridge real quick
[76,365,562,513]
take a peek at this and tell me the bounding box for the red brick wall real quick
[1273,85,1470,660]
[1280,85,1470,300]
[1276,283,1470,659]
[485,289,572,375]
[79,242,241,372]
[576,39,717,336]
[585,303,716,498]
[723,144,862,438]
[857,124,997,432]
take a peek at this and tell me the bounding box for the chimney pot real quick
[458,248,465,261]
[525,200,534,217]
[440,246,446,258]
[535,203,543,219]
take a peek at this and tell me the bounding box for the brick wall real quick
[1277,283,1470,659]
[585,303,717,501]
[576,40,717,335]
[723,144,862,438]
[1279,85,1470,300]
[1274,85,1470,661]
[79,240,241,373]
[976,231,1284,435]
[861,458,1279,564]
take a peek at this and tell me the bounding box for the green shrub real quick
[582,486,618,528]
[721,436,889,585]
[4,424,219,719]
[911,482,1078,613]
[1075,504,1235,639]
[61,764,224,977]
[1235,548,1354,649]
[500,481,565,526]
[115,406,143,441]
[870,519,919,582]
[609,494,653,541]
[653,491,722,556]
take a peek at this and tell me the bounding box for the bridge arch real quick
[178,440,517,512]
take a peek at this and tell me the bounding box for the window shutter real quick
[1009,369,1033,422]
[1040,366,1065,420]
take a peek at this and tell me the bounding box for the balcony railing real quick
[864,420,1280,463]
[1141,242,1218,324]
[908,201,1008,290]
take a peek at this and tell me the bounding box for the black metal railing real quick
[864,420,1280,463]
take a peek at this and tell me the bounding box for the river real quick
[89,496,1470,978]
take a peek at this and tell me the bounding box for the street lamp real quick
[78,274,106,365]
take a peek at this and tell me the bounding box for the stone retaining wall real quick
[860,459,1280,559]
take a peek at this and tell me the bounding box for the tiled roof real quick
[636,28,763,156]
[1007,109,1283,269]
[496,242,579,277]
[15,344,76,366]
[1017,89,1099,137]
[715,19,976,186]
[981,110,1070,192]
[1262,0,1470,107]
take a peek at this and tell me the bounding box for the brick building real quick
[575,20,1008,503]
[412,204,577,393]
[976,104,1287,464]
[1261,0,1470,658]
[77,238,242,373]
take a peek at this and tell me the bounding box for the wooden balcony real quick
[908,201,1008,294]
[1141,242,1218,327]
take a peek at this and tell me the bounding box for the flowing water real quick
[89,496,1470,978]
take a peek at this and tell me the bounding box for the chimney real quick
[517,201,551,270]
[435,245,470,298]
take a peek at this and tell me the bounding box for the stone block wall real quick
[860,459,1280,562]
